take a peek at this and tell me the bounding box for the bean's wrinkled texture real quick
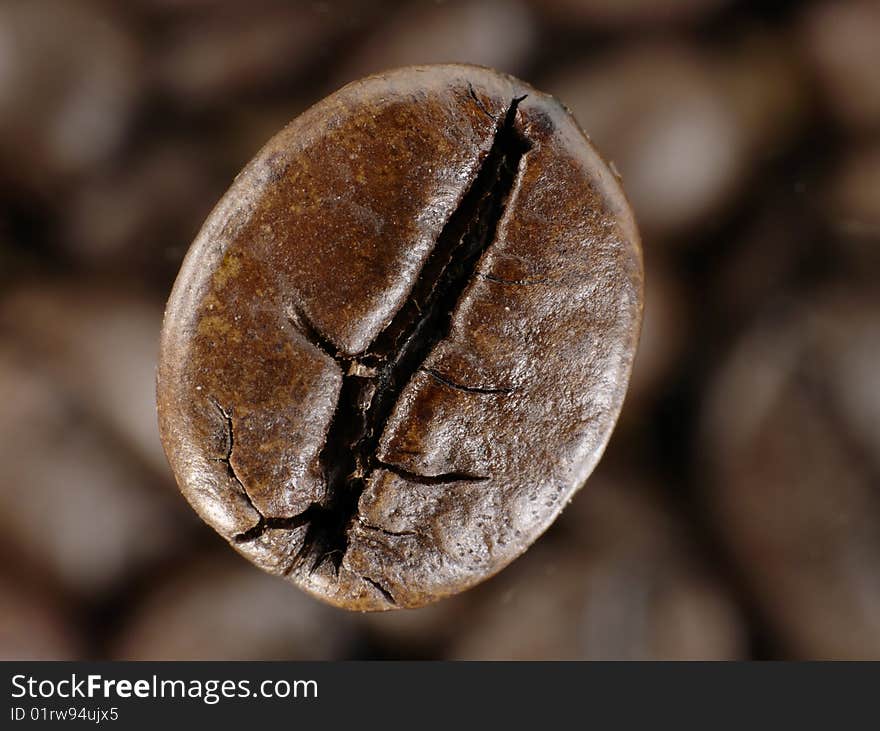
[158,65,643,610]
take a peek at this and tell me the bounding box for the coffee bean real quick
[158,65,643,610]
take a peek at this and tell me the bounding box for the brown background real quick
[1,0,878,660]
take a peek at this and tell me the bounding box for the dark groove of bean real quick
[240,97,531,581]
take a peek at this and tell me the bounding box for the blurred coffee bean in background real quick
[0,574,81,660]
[822,143,880,274]
[60,140,223,284]
[150,1,374,109]
[0,340,191,598]
[0,0,141,194]
[1,0,878,659]
[529,0,730,29]
[544,37,804,243]
[334,0,536,84]
[798,0,880,132]
[621,257,690,421]
[113,552,356,660]
[703,288,880,658]
[0,283,171,475]
[355,588,479,659]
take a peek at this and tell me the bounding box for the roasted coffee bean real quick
[158,65,643,611]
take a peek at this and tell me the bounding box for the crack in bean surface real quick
[234,97,531,580]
